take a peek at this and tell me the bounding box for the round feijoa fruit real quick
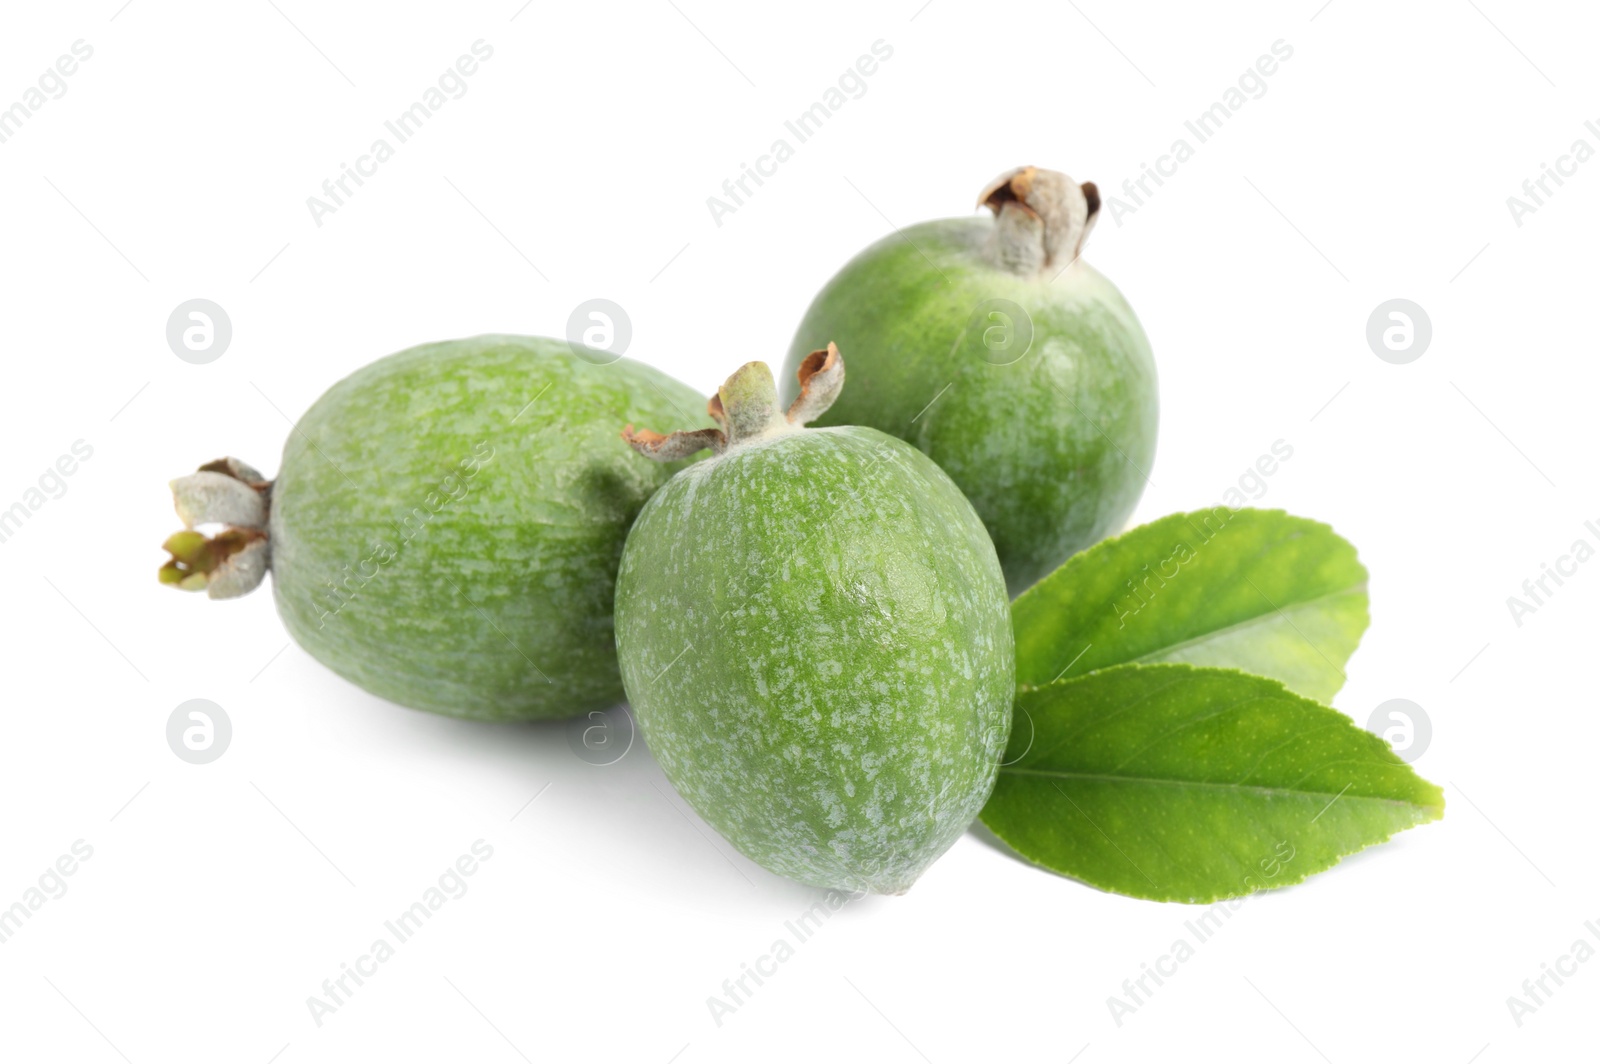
[614,347,1014,894]
[782,166,1159,596]
[159,334,709,721]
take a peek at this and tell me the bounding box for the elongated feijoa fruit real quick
[159,335,709,721]
[614,347,1014,893]
[783,166,1159,596]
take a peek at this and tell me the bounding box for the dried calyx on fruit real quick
[155,335,710,721]
[615,347,1014,894]
[977,165,1101,275]
[783,165,1158,596]
[160,458,272,598]
[622,342,845,458]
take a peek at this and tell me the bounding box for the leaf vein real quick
[1107,693,1281,772]
[1001,767,1436,808]
[1123,585,1366,670]
[1234,722,1349,785]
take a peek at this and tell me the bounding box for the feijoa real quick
[783,166,1159,595]
[614,347,1014,893]
[159,335,709,721]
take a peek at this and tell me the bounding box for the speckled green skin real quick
[614,425,1014,893]
[270,335,708,720]
[783,218,1158,596]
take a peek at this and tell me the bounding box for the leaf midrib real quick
[1032,582,1368,685]
[1127,583,1367,663]
[998,765,1439,810]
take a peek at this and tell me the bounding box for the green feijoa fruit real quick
[614,347,1014,894]
[159,334,709,721]
[782,166,1159,596]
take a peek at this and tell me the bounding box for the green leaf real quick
[1011,508,1368,702]
[979,665,1443,902]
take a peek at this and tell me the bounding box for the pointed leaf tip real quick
[981,664,1442,903]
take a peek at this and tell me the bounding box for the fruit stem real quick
[624,344,844,461]
[161,457,273,599]
[979,166,1100,275]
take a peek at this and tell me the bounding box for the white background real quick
[0,1,1594,1061]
